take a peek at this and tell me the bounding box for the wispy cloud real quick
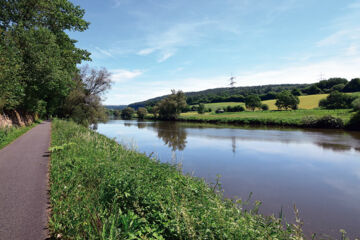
[137,21,212,62]
[111,69,143,83]
[95,46,113,57]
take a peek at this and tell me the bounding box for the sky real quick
[68,0,360,105]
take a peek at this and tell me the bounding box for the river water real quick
[97,120,360,238]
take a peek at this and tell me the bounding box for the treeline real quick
[0,0,110,126]
[128,78,360,109]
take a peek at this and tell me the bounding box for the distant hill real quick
[104,105,127,110]
[128,83,311,109]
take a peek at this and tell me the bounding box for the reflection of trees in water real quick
[231,136,236,154]
[124,122,132,127]
[137,122,147,129]
[315,142,352,152]
[153,122,187,151]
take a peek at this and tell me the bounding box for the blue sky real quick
[69,0,360,105]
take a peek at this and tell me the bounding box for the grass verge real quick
[49,119,305,239]
[179,109,354,128]
[0,123,38,150]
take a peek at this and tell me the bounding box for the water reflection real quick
[97,120,360,238]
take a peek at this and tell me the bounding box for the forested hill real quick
[128,83,311,108]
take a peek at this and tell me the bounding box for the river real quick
[97,119,360,238]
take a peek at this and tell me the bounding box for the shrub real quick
[121,107,135,119]
[351,98,360,111]
[347,111,360,130]
[261,104,269,111]
[225,105,245,112]
[197,103,205,114]
[275,91,299,110]
[302,115,344,129]
[319,91,355,109]
[136,107,148,119]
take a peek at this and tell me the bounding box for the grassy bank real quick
[179,109,354,128]
[0,123,37,150]
[49,119,304,239]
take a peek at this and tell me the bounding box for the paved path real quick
[0,121,51,240]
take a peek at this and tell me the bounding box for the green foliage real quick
[121,107,135,120]
[261,104,269,111]
[302,85,322,95]
[244,94,261,111]
[347,111,360,130]
[179,109,352,128]
[62,66,112,126]
[0,124,37,149]
[343,78,360,92]
[319,91,355,109]
[316,78,348,93]
[157,90,187,120]
[197,103,205,114]
[49,119,305,239]
[302,115,344,129]
[0,0,90,116]
[136,107,148,119]
[291,88,302,96]
[275,91,299,110]
[351,98,360,111]
[225,105,245,112]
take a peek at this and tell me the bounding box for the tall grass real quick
[0,124,37,150]
[49,119,306,239]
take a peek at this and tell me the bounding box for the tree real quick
[137,107,148,119]
[319,91,356,109]
[261,104,269,111]
[303,85,322,95]
[121,107,135,120]
[157,90,187,120]
[275,91,299,110]
[198,103,205,114]
[0,0,90,116]
[62,66,112,125]
[343,78,360,92]
[291,88,302,96]
[245,94,261,111]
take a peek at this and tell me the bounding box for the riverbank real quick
[49,119,305,239]
[0,123,38,150]
[176,109,356,129]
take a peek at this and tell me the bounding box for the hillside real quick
[128,83,310,108]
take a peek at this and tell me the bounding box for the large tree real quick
[275,91,299,110]
[157,90,187,120]
[244,94,261,111]
[0,0,90,116]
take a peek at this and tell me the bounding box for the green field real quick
[49,119,305,239]
[180,109,354,127]
[195,93,360,111]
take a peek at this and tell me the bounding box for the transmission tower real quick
[229,74,237,88]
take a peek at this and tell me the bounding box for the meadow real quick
[49,119,305,239]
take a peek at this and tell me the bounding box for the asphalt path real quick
[0,121,50,240]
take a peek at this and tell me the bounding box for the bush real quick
[261,104,269,111]
[302,115,344,129]
[347,111,360,130]
[319,91,355,109]
[225,105,245,112]
[275,91,299,110]
[351,98,360,111]
[197,103,205,114]
[121,107,135,119]
[136,107,148,119]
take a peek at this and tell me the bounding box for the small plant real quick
[261,104,269,111]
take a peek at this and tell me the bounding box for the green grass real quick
[49,119,305,239]
[0,123,37,150]
[180,109,354,127]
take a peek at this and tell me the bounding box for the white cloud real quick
[111,69,143,83]
[137,21,212,62]
[346,44,359,56]
[95,47,112,57]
